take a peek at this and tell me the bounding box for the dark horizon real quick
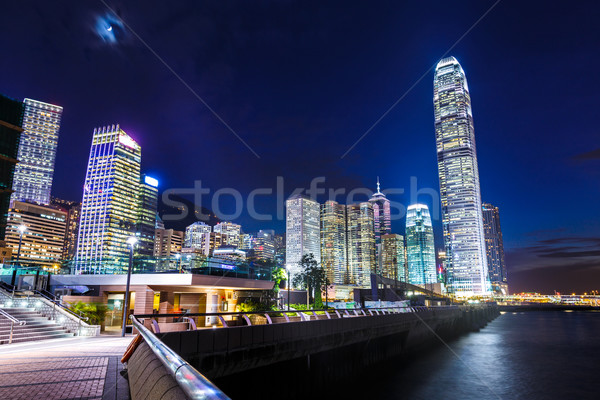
[1,1,599,294]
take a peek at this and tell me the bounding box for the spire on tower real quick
[376,176,381,194]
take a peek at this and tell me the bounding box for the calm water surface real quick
[352,311,600,400]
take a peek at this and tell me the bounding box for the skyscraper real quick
[346,202,376,287]
[184,221,211,249]
[369,178,391,274]
[6,201,66,267]
[405,204,436,286]
[321,200,347,285]
[482,203,508,292]
[75,125,141,273]
[213,222,241,247]
[252,229,276,261]
[51,197,81,260]
[0,95,23,242]
[285,194,320,276]
[11,98,62,206]
[153,228,184,257]
[381,234,406,282]
[136,175,159,257]
[434,56,489,296]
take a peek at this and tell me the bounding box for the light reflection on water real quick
[353,311,600,400]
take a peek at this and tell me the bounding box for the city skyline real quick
[1,2,599,293]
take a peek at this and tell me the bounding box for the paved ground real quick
[0,336,132,400]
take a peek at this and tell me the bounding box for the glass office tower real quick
[434,56,489,296]
[405,204,436,286]
[346,202,376,287]
[0,95,23,241]
[369,178,391,275]
[75,125,141,273]
[482,203,508,292]
[11,98,62,206]
[320,200,347,285]
[285,194,320,277]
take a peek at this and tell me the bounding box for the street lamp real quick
[121,236,138,337]
[175,253,181,273]
[287,268,291,311]
[14,225,27,265]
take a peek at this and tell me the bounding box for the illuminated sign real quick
[118,134,137,149]
[144,176,159,187]
[220,264,235,270]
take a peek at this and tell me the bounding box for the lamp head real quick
[126,237,138,247]
[17,225,27,234]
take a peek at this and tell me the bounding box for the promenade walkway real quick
[0,336,132,400]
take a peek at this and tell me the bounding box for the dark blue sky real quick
[1,1,599,293]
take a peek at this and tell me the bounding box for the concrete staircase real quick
[0,307,74,345]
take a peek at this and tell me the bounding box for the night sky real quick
[1,1,599,293]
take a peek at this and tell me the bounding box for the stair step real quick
[0,332,74,345]
[0,326,68,336]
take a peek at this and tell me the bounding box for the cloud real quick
[572,148,600,161]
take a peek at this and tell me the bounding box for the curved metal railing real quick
[133,305,443,331]
[129,314,231,400]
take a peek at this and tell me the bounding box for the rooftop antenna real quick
[376,176,381,193]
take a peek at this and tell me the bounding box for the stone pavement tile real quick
[0,336,132,400]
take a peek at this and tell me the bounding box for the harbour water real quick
[351,311,600,399]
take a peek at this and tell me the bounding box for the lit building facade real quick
[0,95,23,242]
[75,125,141,273]
[5,201,66,266]
[482,203,508,291]
[51,198,81,260]
[406,204,436,286]
[381,234,406,281]
[153,228,184,257]
[250,230,276,262]
[184,222,211,249]
[213,222,241,248]
[434,56,489,296]
[320,200,347,285]
[285,194,320,276]
[239,233,254,251]
[346,202,375,287]
[11,98,62,206]
[369,178,391,274]
[136,175,158,257]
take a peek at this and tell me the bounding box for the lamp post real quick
[175,253,181,273]
[15,225,27,265]
[121,236,138,337]
[287,268,291,311]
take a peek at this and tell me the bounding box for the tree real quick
[292,253,327,306]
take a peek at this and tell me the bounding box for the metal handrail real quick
[129,315,230,400]
[0,308,26,344]
[0,285,89,321]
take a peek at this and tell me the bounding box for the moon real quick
[107,26,113,32]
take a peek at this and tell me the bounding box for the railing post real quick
[9,321,14,344]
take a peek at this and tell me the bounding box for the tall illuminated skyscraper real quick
[136,175,159,257]
[75,125,141,273]
[346,202,375,287]
[285,194,320,276]
[320,200,347,285]
[482,203,508,292]
[434,56,489,296]
[369,178,391,274]
[405,204,436,286]
[381,234,406,281]
[0,94,23,242]
[11,99,62,206]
